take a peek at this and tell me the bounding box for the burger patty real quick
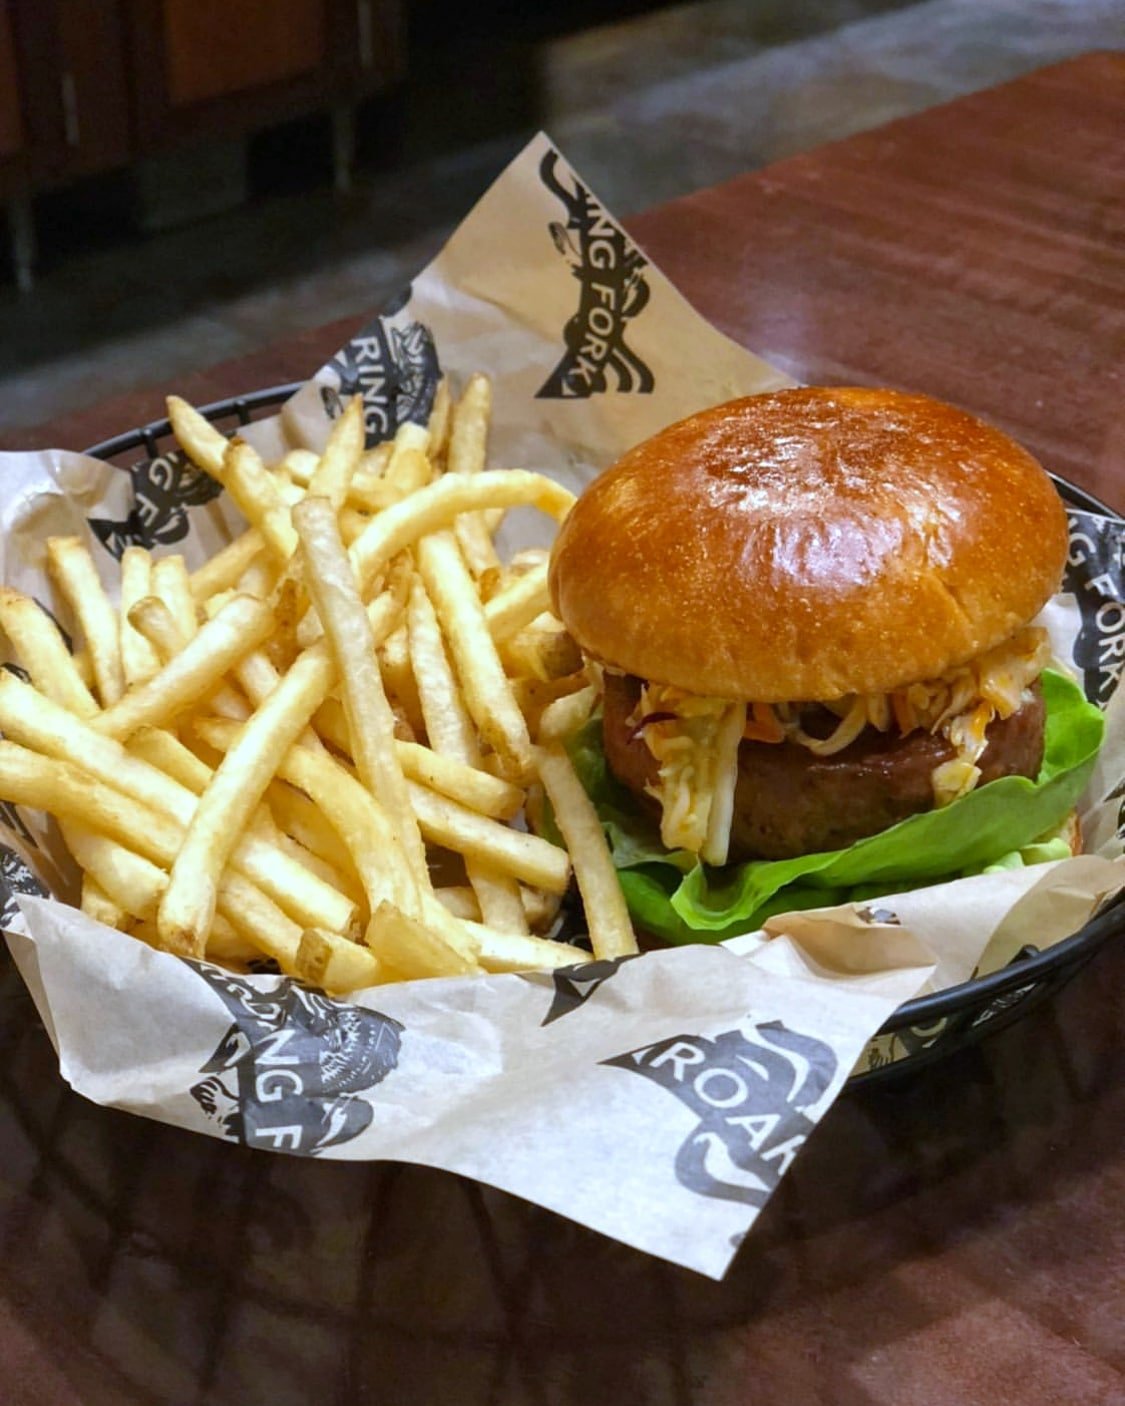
[602,673,1047,861]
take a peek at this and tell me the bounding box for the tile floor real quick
[0,0,1122,442]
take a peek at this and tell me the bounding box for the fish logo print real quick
[88,450,225,560]
[189,965,403,1154]
[0,843,46,930]
[324,304,441,446]
[540,954,640,1025]
[536,148,654,399]
[604,1021,838,1206]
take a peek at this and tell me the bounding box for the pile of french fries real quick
[0,375,638,991]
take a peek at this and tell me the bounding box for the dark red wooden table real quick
[2,52,1124,1406]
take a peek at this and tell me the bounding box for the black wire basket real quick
[84,384,1125,1087]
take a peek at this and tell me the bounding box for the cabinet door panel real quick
[0,6,25,159]
[162,0,325,107]
[57,0,130,174]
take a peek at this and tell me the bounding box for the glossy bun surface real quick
[549,387,1069,699]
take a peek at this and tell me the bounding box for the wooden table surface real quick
[1,52,1124,1406]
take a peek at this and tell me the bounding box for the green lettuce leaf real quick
[567,669,1104,944]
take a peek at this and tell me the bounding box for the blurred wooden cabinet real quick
[126,0,401,149]
[0,5,26,163]
[14,0,133,183]
[0,0,404,285]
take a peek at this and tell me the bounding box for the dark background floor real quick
[2,0,1123,442]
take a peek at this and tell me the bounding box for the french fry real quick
[469,922,588,973]
[62,820,166,922]
[278,448,321,485]
[405,575,526,928]
[348,469,575,598]
[501,617,583,682]
[213,870,304,970]
[536,742,638,960]
[198,715,535,972]
[463,865,529,935]
[0,741,190,869]
[294,495,431,889]
[167,395,229,478]
[128,595,253,723]
[223,440,300,563]
[397,743,523,820]
[357,441,393,479]
[383,447,433,503]
[157,638,341,955]
[447,374,490,477]
[94,594,272,741]
[484,564,551,643]
[367,901,480,979]
[434,885,480,920]
[126,595,186,660]
[236,554,278,599]
[537,684,598,743]
[379,623,426,741]
[120,548,161,686]
[514,673,591,738]
[381,420,433,502]
[307,395,365,509]
[426,378,452,463]
[263,777,360,879]
[408,778,570,893]
[128,724,348,896]
[81,875,129,930]
[46,536,124,705]
[205,913,261,965]
[296,926,386,993]
[417,531,534,781]
[197,716,412,915]
[129,595,258,728]
[189,529,265,602]
[309,695,521,818]
[127,725,213,792]
[273,831,363,905]
[447,374,501,577]
[0,371,622,995]
[0,587,99,718]
[521,884,563,932]
[407,575,479,760]
[152,554,199,641]
[0,672,355,936]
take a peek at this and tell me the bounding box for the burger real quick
[547,388,1102,934]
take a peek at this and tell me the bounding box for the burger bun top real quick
[548,387,1069,701]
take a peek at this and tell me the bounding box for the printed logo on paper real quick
[88,450,225,560]
[188,964,403,1154]
[1063,509,1125,707]
[324,298,441,446]
[604,1021,837,1207]
[0,843,46,931]
[540,953,640,1025]
[536,149,654,400]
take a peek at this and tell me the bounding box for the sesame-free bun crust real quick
[549,388,1069,700]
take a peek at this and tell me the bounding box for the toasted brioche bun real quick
[549,388,1069,701]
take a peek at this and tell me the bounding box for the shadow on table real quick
[0,927,1121,1406]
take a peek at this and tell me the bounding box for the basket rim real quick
[83,382,1125,1045]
